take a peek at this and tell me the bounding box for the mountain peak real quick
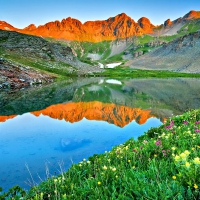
[23,24,37,31]
[164,19,172,27]
[138,17,154,33]
[183,10,200,20]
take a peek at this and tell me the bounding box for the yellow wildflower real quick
[102,165,107,170]
[193,157,200,165]
[115,175,118,178]
[175,155,180,161]
[132,166,136,169]
[180,153,187,160]
[112,167,116,172]
[128,160,131,163]
[172,176,176,180]
[184,150,190,155]
[154,154,157,157]
[191,147,195,151]
[171,147,176,151]
[194,184,198,189]
[98,181,101,185]
[185,162,190,168]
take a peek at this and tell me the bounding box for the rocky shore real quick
[0,58,54,90]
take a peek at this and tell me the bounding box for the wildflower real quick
[54,179,58,183]
[103,165,107,170]
[183,121,188,125]
[191,147,195,151]
[155,140,162,146]
[195,121,200,124]
[143,140,148,144]
[112,167,116,172]
[180,153,187,160]
[128,160,131,163]
[184,150,190,155]
[79,164,82,167]
[195,130,200,133]
[87,161,91,164]
[108,159,111,162]
[116,175,118,178]
[154,154,157,157]
[171,147,176,151]
[140,146,143,150]
[98,181,101,185]
[83,158,86,161]
[194,184,198,189]
[132,166,136,169]
[172,176,176,180]
[185,162,190,168]
[193,157,200,165]
[175,155,180,161]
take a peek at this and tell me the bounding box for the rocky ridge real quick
[0,13,155,42]
[1,10,200,42]
[125,31,200,73]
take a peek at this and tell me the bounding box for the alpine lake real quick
[0,77,200,191]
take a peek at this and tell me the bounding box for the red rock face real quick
[1,10,200,42]
[183,10,200,20]
[164,19,173,27]
[138,17,155,33]
[0,13,155,42]
[21,13,152,42]
[0,21,18,31]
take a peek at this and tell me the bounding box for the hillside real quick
[0,30,102,76]
[125,31,200,73]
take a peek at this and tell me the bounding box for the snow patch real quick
[106,62,122,68]
[106,79,122,85]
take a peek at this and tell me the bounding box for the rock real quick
[0,57,4,64]
[138,51,143,56]
[2,82,10,88]
[134,52,139,57]
[164,19,173,27]
[124,51,129,55]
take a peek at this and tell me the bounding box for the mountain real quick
[0,21,18,31]
[1,11,200,42]
[0,13,155,42]
[21,13,155,42]
[125,30,200,73]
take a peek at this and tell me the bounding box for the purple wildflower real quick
[183,121,188,125]
[195,130,200,133]
[195,121,200,124]
[155,140,162,146]
[140,146,143,150]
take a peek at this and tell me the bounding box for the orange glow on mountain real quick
[31,101,155,127]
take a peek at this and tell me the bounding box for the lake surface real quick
[0,77,200,191]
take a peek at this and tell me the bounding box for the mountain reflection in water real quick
[0,77,200,191]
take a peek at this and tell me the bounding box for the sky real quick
[1,0,200,28]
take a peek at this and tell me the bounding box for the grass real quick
[96,67,200,78]
[1,109,199,199]
[0,48,77,80]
